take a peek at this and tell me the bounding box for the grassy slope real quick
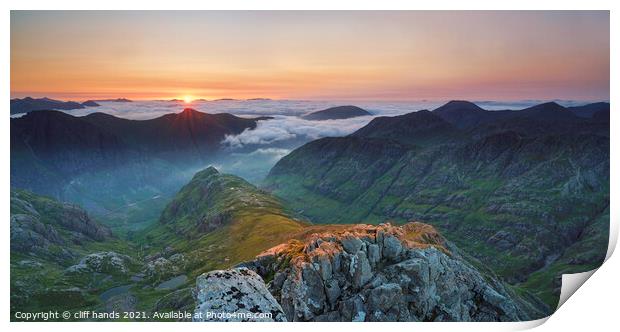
[264,132,609,310]
[10,190,138,318]
[132,167,305,312]
[519,207,609,307]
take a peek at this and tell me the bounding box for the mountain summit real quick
[432,100,487,128]
[302,105,371,120]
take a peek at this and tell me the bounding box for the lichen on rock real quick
[193,267,287,322]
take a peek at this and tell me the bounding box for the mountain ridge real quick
[11,97,86,115]
[264,100,610,308]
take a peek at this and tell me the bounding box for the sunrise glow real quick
[10,11,610,101]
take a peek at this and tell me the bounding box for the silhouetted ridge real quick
[10,108,269,196]
[302,105,371,120]
[432,100,488,128]
[514,102,576,121]
[568,102,610,118]
[351,110,457,145]
[10,97,85,114]
[435,100,485,113]
[81,100,100,107]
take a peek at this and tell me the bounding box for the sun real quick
[183,95,193,103]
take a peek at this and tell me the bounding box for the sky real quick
[10,11,610,102]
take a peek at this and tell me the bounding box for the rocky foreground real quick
[194,222,531,322]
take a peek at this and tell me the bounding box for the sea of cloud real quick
[11,98,599,183]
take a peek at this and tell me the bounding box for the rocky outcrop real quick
[144,254,187,283]
[67,251,134,275]
[10,190,112,263]
[194,267,287,322]
[203,222,528,322]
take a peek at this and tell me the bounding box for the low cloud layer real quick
[222,115,375,148]
[12,98,594,120]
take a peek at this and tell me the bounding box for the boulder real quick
[193,267,286,322]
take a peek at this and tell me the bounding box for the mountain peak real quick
[197,166,219,177]
[187,166,221,183]
[516,101,575,121]
[181,108,199,115]
[524,101,564,111]
[302,105,371,120]
[434,100,485,113]
[174,108,207,121]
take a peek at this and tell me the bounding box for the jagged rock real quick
[144,254,187,284]
[341,236,363,254]
[243,222,527,322]
[10,190,112,264]
[193,267,287,322]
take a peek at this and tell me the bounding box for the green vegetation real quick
[10,190,140,319]
[265,119,609,311]
[137,167,305,274]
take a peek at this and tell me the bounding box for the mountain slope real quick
[568,102,610,118]
[11,108,266,168]
[11,110,130,196]
[351,110,459,145]
[10,108,271,230]
[147,168,546,321]
[264,100,609,308]
[138,167,305,284]
[302,105,371,120]
[10,190,137,316]
[81,108,263,159]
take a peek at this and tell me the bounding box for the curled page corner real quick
[555,214,618,311]
[556,269,598,309]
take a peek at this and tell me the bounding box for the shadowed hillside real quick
[265,101,610,308]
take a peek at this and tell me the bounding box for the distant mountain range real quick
[302,105,372,120]
[10,97,101,114]
[92,98,133,102]
[265,100,609,308]
[81,100,101,107]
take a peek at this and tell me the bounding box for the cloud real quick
[64,99,356,120]
[212,147,293,184]
[233,148,292,161]
[221,115,375,148]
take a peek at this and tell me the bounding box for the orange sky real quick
[10,11,610,101]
